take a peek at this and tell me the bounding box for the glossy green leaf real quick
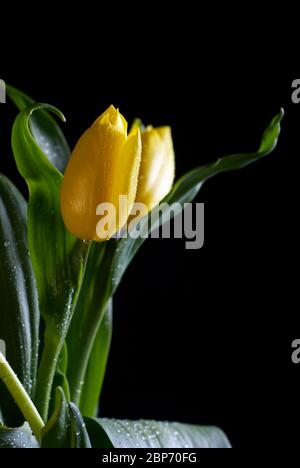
[86,419,231,449]
[83,418,113,449]
[69,110,284,402]
[0,175,39,425]
[0,423,39,449]
[78,301,113,417]
[10,103,89,421]
[69,404,92,448]
[41,388,69,448]
[41,388,91,448]
[7,85,71,174]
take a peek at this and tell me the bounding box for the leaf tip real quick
[278,107,285,122]
[39,103,67,123]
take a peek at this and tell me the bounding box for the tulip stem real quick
[34,328,61,422]
[69,301,108,407]
[0,350,45,441]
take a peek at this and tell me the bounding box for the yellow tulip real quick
[61,105,142,241]
[61,108,176,242]
[135,126,175,211]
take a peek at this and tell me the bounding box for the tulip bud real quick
[60,105,142,241]
[135,126,175,210]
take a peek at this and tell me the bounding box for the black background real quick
[0,71,298,448]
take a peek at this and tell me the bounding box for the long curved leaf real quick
[7,85,70,174]
[69,404,92,448]
[86,419,231,449]
[10,103,89,419]
[0,175,39,425]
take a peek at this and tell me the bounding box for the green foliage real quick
[10,98,89,420]
[86,419,231,449]
[0,84,283,448]
[0,423,39,449]
[41,387,91,448]
[0,175,39,426]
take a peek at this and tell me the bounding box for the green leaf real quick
[86,419,231,449]
[78,300,113,417]
[69,404,92,448]
[0,175,39,426]
[10,102,89,421]
[69,110,284,402]
[41,388,69,448]
[83,418,113,449]
[0,423,39,449]
[41,388,91,448]
[7,85,71,174]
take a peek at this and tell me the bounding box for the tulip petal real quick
[94,105,128,136]
[61,107,142,242]
[135,126,175,210]
[100,128,142,240]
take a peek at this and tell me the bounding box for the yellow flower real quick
[61,105,142,241]
[61,108,176,242]
[135,126,175,210]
